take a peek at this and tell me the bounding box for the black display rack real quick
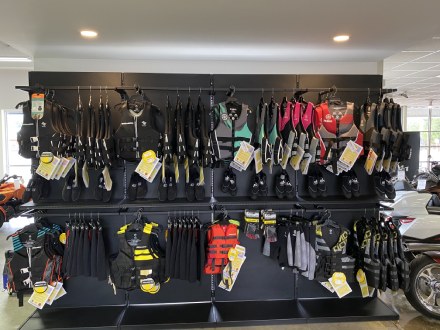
[16,72,399,329]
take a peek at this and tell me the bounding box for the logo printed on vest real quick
[221,113,228,121]
[141,121,147,127]
[41,122,47,128]
[324,114,332,123]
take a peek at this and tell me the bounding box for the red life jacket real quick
[315,101,363,169]
[204,223,239,274]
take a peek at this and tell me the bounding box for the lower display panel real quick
[20,298,398,329]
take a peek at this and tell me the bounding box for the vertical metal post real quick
[428,100,433,167]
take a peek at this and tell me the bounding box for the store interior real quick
[1,1,440,330]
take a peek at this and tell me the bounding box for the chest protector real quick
[315,222,355,282]
[16,100,59,159]
[315,101,363,172]
[114,99,162,162]
[211,102,252,160]
[204,222,239,274]
[110,223,166,293]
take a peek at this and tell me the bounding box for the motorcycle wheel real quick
[405,255,440,319]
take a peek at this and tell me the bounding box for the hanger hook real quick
[189,86,191,95]
[262,88,264,98]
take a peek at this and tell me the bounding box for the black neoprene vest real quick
[114,99,162,162]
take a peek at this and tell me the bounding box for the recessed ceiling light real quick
[436,75,440,78]
[433,37,440,39]
[333,35,350,42]
[80,30,98,38]
[0,57,32,62]
[401,50,434,53]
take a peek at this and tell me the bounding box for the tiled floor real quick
[1,218,440,330]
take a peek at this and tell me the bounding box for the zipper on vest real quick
[134,117,139,159]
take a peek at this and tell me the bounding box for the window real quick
[3,110,32,183]
[406,107,440,172]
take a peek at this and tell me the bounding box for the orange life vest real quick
[204,223,239,274]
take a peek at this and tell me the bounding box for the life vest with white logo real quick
[16,100,60,158]
[114,98,162,162]
[315,101,363,171]
[211,102,252,160]
[204,222,239,274]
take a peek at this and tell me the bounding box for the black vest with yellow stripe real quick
[110,222,166,293]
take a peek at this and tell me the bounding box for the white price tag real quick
[417,179,427,190]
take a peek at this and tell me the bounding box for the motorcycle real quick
[386,164,440,319]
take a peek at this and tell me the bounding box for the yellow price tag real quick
[331,272,346,286]
[59,233,67,244]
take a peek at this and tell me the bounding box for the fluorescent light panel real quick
[0,57,32,62]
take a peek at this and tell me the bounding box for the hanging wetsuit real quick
[162,97,175,164]
[114,94,163,162]
[267,99,283,165]
[198,97,213,167]
[278,99,296,159]
[358,102,382,157]
[211,101,252,161]
[185,97,200,166]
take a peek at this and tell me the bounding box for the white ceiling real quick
[2,0,440,107]
[1,0,440,62]
[384,37,440,108]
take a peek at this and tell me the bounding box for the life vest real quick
[211,102,252,161]
[315,101,363,173]
[204,222,239,274]
[301,102,321,163]
[267,101,283,164]
[358,103,382,155]
[114,97,162,162]
[185,97,200,166]
[198,97,213,167]
[162,97,175,164]
[353,220,381,289]
[5,223,63,306]
[291,102,306,157]
[16,100,60,159]
[314,222,355,282]
[109,223,166,293]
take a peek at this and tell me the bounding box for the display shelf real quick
[299,297,399,322]
[20,200,124,211]
[19,306,125,330]
[19,298,398,329]
[119,197,213,210]
[120,303,213,329]
[214,195,387,211]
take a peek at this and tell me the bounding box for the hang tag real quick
[417,179,427,190]
[229,161,243,172]
[300,155,312,174]
[289,145,305,170]
[13,178,20,190]
[49,159,63,180]
[397,169,405,181]
[320,281,335,293]
[233,141,255,171]
[31,93,45,120]
[364,149,378,175]
[54,157,69,180]
[383,154,392,172]
[36,153,60,180]
[328,272,352,298]
[356,269,369,298]
[46,282,63,305]
[339,141,363,171]
[102,166,113,191]
[61,158,75,178]
[199,166,205,185]
[82,164,90,188]
[287,130,296,150]
[298,133,306,149]
[135,150,160,183]
[173,155,179,183]
[281,144,292,170]
[219,245,246,292]
[254,148,263,174]
[28,281,54,309]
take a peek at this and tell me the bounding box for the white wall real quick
[0,69,29,176]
